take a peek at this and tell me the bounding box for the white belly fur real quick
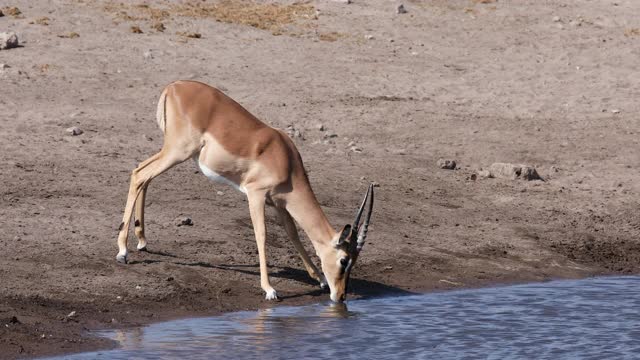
[196,159,247,194]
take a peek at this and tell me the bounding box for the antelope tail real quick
[155,89,167,133]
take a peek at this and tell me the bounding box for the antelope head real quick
[321,184,374,302]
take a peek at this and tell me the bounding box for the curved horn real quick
[356,184,374,252]
[351,184,371,239]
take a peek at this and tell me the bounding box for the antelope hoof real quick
[116,254,128,264]
[265,289,279,301]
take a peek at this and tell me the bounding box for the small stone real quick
[175,216,193,227]
[397,4,407,14]
[323,132,338,139]
[0,32,19,50]
[216,191,224,196]
[347,141,356,147]
[487,162,542,181]
[478,170,492,178]
[8,316,20,324]
[611,109,620,114]
[437,159,457,170]
[166,276,174,281]
[0,63,9,69]
[364,34,374,40]
[130,26,143,34]
[143,134,153,141]
[469,173,477,181]
[13,236,21,241]
[143,51,153,60]
[552,16,561,22]
[116,296,122,300]
[350,146,362,153]
[58,32,80,39]
[66,127,83,136]
[317,124,325,131]
[66,311,76,318]
[135,285,142,290]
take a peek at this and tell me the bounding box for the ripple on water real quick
[42,276,640,360]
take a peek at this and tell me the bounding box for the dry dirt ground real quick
[2,0,640,358]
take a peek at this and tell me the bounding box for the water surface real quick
[46,276,640,359]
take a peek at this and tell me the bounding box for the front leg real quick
[247,189,278,300]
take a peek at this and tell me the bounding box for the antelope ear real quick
[335,225,351,247]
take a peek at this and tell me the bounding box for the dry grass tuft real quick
[172,1,315,34]
[318,31,344,42]
[102,1,319,37]
[151,22,166,32]
[3,6,21,17]
[58,32,80,38]
[624,28,640,37]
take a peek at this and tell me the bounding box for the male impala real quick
[115,80,374,302]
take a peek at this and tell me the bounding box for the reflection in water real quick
[43,276,640,360]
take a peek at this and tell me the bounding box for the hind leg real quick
[133,182,150,251]
[116,150,191,263]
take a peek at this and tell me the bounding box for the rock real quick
[130,26,143,34]
[0,63,8,69]
[332,0,351,3]
[364,34,374,40]
[347,141,356,147]
[397,4,407,14]
[477,169,492,178]
[437,159,457,170]
[13,236,21,241]
[0,32,19,50]
[552,16,561,22]
[66,126,83,136]
[216,191,224,196]
[143,50,153,60]
[487,162,543,181]
[175,216,193,227]
[66,311,76,318]
[9,316,20,324]
[611,109,620,114]
[285,125,304,140]
[323,132,338,139]
[143,134,153,141]
[316,124,325,131]
[350,146,362,153]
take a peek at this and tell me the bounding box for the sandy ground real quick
[2,0,640,358]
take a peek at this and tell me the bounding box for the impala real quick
[115,80,374,302]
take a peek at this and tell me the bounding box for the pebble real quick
[216,191,224,196]
[66,126,83,136]
[0,63,9,69]
[552,16,561,22]
[317,124,325,131]
[175,216,193,227]
[323,132,338,139]
[611,109,620,114]
[143,134,153,141]
[397,4,407,14]
[437,158,457,170]
[365,34,374,40]
[143,50,153,60]
[0,32,19,50]
[350,146,362,153]
[66,311,76,318]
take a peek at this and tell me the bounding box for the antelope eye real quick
[340,258,349,268]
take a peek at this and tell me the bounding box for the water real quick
[45,276,640,360]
